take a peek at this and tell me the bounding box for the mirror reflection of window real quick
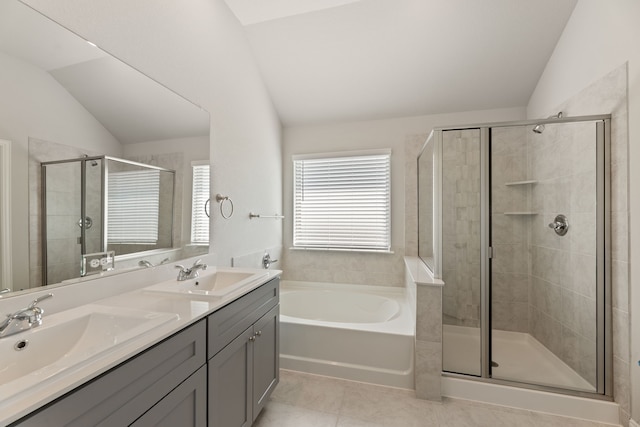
[191,162,210,244]
[107,169,161,244]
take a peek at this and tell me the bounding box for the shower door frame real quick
[428,114,612,399]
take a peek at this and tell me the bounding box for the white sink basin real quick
[0,304,178,399]
[144,268,270,298]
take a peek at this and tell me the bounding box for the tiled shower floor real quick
[254,370,618,427]
[443,325,595,392]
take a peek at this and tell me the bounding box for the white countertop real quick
[0,256,281,426]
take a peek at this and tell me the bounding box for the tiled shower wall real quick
[441,130,481,327]
[490,65,628,416]
[527,121,598,387]
[550,65,630,423]
[491,127,530,333]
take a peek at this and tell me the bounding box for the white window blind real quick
[191,163,210,244]
[293,151,391,251]
[107,169,160,244]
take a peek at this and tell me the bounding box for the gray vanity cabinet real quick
[13,320,207,427]
[11,277,279,427]
[208,278,280,427]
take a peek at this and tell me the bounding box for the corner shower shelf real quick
[504,180,538,186]
[503,212,538,216]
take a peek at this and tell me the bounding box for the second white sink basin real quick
[144,268,269,298]
[0,304,178,400]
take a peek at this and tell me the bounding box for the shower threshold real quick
[442,325,596,393]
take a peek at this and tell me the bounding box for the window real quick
[191,162,210,244]
[293,150,391,252]
[107,169,160,244]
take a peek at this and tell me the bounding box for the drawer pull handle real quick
[249,336,256,342]
[255,331,262,337]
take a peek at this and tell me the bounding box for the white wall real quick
[0,51,122,289]
[22,0,284,268]
[527,0,640,423]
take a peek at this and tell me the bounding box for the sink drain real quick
[14,339,29,351]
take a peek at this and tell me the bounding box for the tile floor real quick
[254,370,620,427]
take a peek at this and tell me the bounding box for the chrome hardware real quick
[262,253,278,270]
[77,216,93,229]
[0,293,53,338]
[139,260,153,268]
[255,330,262,337]
[249,213,284,219]
[14,339,28,351]
[215,194,234,219]
[249,336,256,342]
[175,259,208,281]
[0,288,10,294]
[548,214,569,236]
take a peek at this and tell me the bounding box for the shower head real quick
[532,111,562,134]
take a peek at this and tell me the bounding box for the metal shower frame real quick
[419,113,612,399]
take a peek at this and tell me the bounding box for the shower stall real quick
[418,114,611,397]
[40,156,175,285]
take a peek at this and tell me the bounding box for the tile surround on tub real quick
[405,256,443,401]
[282,247,406,287]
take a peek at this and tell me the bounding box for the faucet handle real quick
[175,264,187,271]
[192,259,203,267]
[27,293,53,309]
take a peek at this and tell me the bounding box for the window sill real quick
[289,247,394,255]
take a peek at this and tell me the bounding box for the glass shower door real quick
[42,161,82,285]
[441,128,483,376]
[489,121,602,392]
[42,158,104,285]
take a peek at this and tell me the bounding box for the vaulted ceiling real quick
[225,0,578,126]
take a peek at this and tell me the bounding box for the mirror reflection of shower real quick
[40,156,175,285]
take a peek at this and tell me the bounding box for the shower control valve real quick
[548,214,569,236]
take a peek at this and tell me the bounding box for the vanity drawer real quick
[14,319,206,427]
[208,277,279,358]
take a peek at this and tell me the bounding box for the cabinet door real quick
[252,304,279,421]
[132,365,207,427]
[209,327,254,427]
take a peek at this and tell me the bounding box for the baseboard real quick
[629,418,639,427]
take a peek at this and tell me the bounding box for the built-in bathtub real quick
[279,280,415,389]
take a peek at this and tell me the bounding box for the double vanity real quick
[0,260,281,427]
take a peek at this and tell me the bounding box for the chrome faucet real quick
[175,259,207,281]
[0,293,53,338]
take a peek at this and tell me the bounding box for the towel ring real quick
[204,198,211,218]
[215,194,234,219]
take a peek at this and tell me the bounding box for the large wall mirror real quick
[0,1,211,295]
